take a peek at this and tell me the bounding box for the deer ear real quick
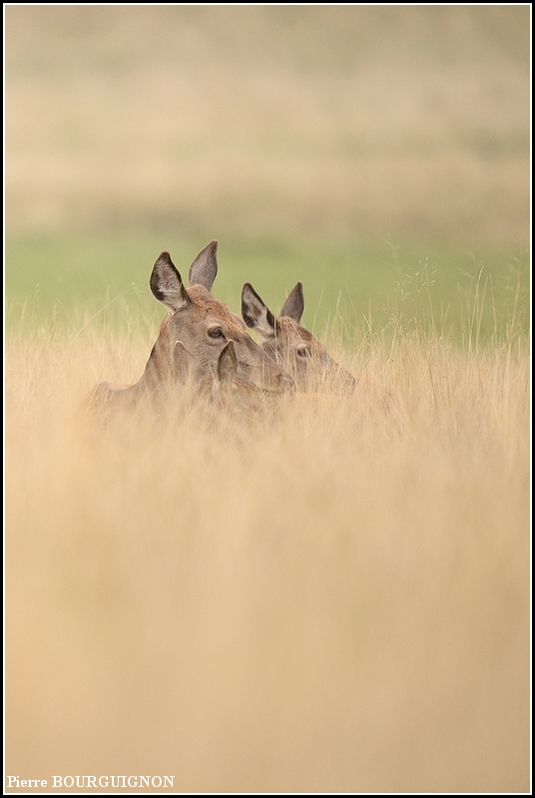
[241,283,277,337]
[188,240,218,291]
[217,341,238,384]
[280,282,304,323]
[150,253,191,312]
[173,341,206,383]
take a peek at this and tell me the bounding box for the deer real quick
[172,338,275,418]
[241,281,357,393]
[85,241,294,418]
[85,338,276,428]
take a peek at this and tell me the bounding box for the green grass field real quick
[6,232,529,351]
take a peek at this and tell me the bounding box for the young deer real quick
[241,281,356,393]
[86,242,294,416]
[86,339,273,425]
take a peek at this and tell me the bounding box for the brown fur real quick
[86,243,293,419]
[242,282,356,393]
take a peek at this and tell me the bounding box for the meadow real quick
[5,296,530,792]
[5,5,531,794]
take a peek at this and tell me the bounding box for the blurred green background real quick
[5,6,530,343]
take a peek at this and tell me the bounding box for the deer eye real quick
[296,346,309,358]
[208,327,225,340]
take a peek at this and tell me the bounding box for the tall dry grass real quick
[5,315,530,792]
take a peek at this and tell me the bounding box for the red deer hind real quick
[241,281,356,393]
[86,241,293,417]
